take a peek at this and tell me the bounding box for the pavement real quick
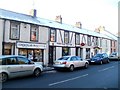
[43,66,55,72]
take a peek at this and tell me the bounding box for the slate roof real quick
[0,8,117,40]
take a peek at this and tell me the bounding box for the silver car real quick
[109,52,119,60]
[53,56,89,71]
[0,55,43,82]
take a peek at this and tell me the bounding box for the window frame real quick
[10,21,20,40]
[64,31,69,44]
[50,28,56,42]
[30,25,39,42]
[75,33,80,45]
[87,35,91,46]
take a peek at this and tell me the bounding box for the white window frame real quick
[10,21,20,40]
[75,33,80,45]
[30,25,39,41]
[64,31,69,44]
[50,29,56,42]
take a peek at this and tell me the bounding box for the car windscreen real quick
[58,57,69,60]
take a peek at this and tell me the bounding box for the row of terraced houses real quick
[0,9,117,66]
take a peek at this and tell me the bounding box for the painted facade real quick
[0,9,117,66]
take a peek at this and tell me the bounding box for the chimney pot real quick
[55,15,62,23]
[75,22,82,28]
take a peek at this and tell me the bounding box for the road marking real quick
[48,74,88,86]
[98,66,115,72]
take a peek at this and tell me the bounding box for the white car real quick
[0,55,43,82]
[53,56,89,71]
[109,52,119,60]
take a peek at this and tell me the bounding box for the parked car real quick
[53,56,89,71]
[89,53,110,64]
[0,55,43,82]
[109,52,119,61]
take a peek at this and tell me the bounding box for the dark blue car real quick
[89,53,110,64]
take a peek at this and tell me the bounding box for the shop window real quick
[18,49,27,57]
[64,31,69,44]
[62,48,70,56]
[18,49,43,63]
[34,50,43,62]
[10,21,20,40]
[75,33,80,45]
[50,29,56,42]
[30,25,39,41]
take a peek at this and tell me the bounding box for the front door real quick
[49,46,56,65]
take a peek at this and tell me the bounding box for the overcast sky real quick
[0,0,119,34]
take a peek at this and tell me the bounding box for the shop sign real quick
[16,42,46,49]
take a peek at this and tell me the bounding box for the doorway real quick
[49,46,56,65]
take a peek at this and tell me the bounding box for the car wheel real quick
[0,73,8,82]
[84,63,88,69]
[100,61,103,65]
[69,65,74,71]
[34,68,41,77]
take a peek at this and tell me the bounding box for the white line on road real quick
[98,66,115,72]
[48,74,88,86]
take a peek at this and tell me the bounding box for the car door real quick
[72,56,81,68]
[5,57,22,78]
[17,57,35,76]
[76,56,85,67]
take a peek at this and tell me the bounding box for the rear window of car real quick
[58,57,69,60]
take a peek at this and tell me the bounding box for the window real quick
[70,57,77,61]
[64,31,69,44]
[30,25,39,41]
[62,47,70,56]
[10,21,20,40]
[75,33,80,45]
[3,57,18,65]
[17,57,29,64]
[100,38,102,47]
[106,40,107,47]
[76,56,81,60]
[87,35,91,46]
[50,29,56,42]
[96,37,99,46]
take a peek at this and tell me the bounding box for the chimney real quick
[75,22,82,28]
[55,15,62,23]
[29,9,37,17]
[94,28,100,33]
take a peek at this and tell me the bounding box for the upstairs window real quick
[87,35,91,46]
[50,29,56,42]
[10,21,20,40]
[64,31,69,44]
[75,33,80,45]
[30,25,39,41]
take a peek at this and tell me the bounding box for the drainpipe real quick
[2,19,6,55]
